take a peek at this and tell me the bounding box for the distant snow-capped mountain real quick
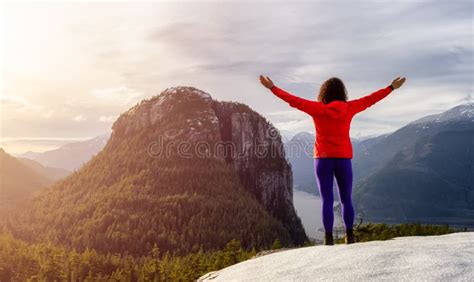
[352,102,474,226]
[411,102,474,125]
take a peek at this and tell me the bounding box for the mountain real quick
[9,86,307,256]
[352,103,473,183]
[351,133,389,161]
[353,102,474,226]
[18,151,42,160]
[18,133,110,171]
[198,232,474,281]
[0,149,53,214]
[17,157,70,181]
[284,132,316,195]
[278,130,295,143]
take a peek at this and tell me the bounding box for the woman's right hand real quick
[391,77,407,89]
[259,75,275,89]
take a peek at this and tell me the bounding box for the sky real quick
[1,0,472,154]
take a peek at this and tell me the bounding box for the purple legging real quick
[314,157,354,233]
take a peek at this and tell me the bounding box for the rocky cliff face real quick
[111,86,221,145]
[212,101,305,241]
[110,86,306,244]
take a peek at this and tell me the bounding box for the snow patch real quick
[191,89,212,99]
[210,116,219,124]
[154,94,170,106]
[460,107,474,117]
[163,87,178,94]
[162,86,212,100]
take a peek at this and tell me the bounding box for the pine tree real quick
[271,239,282,250]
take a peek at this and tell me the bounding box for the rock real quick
[110,86,307,246]
[198,232,474,281]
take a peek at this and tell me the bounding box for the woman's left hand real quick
[259,75,275,89]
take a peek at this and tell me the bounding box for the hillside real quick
[0,149,53,214]
[17,157,70,181]
[198,232,474,281]
[353,102,474,226]
[7,86,307,256]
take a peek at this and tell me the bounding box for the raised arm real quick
[348,85,393,114]
[259,75,325,116]
[270,85,326,116]
[349,77,406,115]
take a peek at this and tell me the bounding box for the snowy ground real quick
[198,232,474,281]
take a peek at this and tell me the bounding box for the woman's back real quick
[268,84,395,158]
[312,100,352,158]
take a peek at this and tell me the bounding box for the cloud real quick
[267,110,307,119]
[99,115,117,122]
[0,94,45,114]
[2,0,472,145]
[90,86,144,106]
[73,115,87,122]
[42,110,55,119]
[0,95,28,107]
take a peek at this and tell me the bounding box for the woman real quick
[259,75,406,245]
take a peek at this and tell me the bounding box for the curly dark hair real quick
[317,77,348,104]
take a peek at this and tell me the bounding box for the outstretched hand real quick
[259,75,275,89]
[391,77,407,90]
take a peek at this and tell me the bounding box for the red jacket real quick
[270,85,394,158]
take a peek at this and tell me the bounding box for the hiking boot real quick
[345,228,356,244]
[324,232,334,245]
